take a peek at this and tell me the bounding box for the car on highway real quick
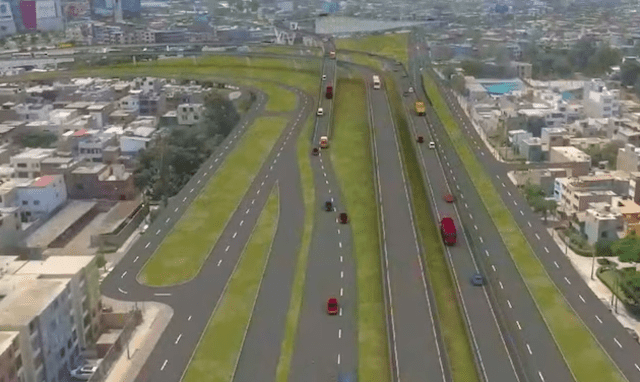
[408,86,414,93]
[471,273,486,286]
[339,212,348,224]
[444,193,455,203]
[327,297,339,315]
[317,107,324,116]
[71,364,98,380]
[319,136,329,148]
[325,200,333,211]
[312,147,319,156]
[417,136,424,143]
[429,141,435,149]
[440,217,457,245]
[322,74,327,80]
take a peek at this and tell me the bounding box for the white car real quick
[322,74,327,80]
[71,365,98,380]
[408,87,414,93]
[317,108,324,116]
[429,141,436,149]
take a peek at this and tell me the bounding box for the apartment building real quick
[0,332,23,382]
[15,175,68,223]
[541,127,569,148]
[0,278,80,382]
[10,149,56,180]
[554,174,630,216]
[583,79,620,118]
[78,134,117,163]
[584,202,624,244]
[138,92,166,116]
[68,163,136,200]
[14,256,101,349]
[611,196,640,236]
[177,103,204,126]
[549,147,591,176]
[617,144,640,172]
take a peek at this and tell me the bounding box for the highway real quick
[409,30,640,381]
[431,74,640,381]
[289,42,358,382]
[361,65,448,382]
[101,83,314,382]
[399,37,576,382]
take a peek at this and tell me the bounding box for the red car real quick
[444,194,455,203]
[417,136,424,143]
[327,297,339,315]
[339,212,348,224]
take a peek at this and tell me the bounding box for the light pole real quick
[591,244,596,280]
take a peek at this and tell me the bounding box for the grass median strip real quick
[275,115,315,382]
[423,73,626,382]
[182,185,279,382]
[332,78,390,382]
[385,74,479,382]
[140,116,287,286]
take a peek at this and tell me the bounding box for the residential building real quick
[0,206,20,250]
[68,163,136,200]
[10,149,55,179]
[541,127,569,148]
[0,332,23,382]
[554,174,630,216]
[118,95,139,113]
[15,175,67,222]
[511,62,532,79]
[519,137,543,162]
[14,104,52,122]
[177,103,204,125]
[78,133,116,163]
[0,278,80,382]
[583,79,619,118]
[611,196,640,236]
[120,136,150,155]
[133,77,162,94]
[617,144,640,172]
[549,147,591,176]
[14,256,101,349]
[584,202,623,244]
[138,92,166,116]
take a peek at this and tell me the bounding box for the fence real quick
[87,309,142,382]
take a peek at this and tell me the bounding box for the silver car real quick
[71,365,98,380]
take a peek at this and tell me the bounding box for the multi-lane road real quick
[409,30,640,382]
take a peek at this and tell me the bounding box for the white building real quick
[583,79,619,118]
[16,175,67,222]
[10,149,55,179]
[13,103,52,122]
[584,202,623,244]
[177,103,204,125]
[118,95,139,113]
[78,133,116,163]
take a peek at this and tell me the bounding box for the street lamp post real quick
[591,244,597,280]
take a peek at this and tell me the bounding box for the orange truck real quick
[415,101,425,116]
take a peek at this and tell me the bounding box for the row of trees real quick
[522,182,558,221]
[133,92,245,202]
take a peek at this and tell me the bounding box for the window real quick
[16,163,26,168]
[59,347,65,358]
[33,200,40,206]
[21,200,27,205]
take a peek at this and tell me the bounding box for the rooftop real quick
[72,163,106,175]
[0,332,18,356]
[31,175,54,187]
[0,279,69,327]
[11,148,55,160]
[15,256,93,276]
[26,201,97,248]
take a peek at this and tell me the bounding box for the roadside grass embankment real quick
[336,33,409,64]
[182,185,280,382]
[384,74,480,382]
[423,73,627,382]
[274,115,315,382]
[331,78,390,382]
[139,116,288,286]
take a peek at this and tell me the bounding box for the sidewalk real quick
[547,227,640,334]
[103,299,174,382]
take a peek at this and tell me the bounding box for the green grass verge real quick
[254,82,297,112]
[274,115,315,382]
[423,74,626,382]
[251,45,323,57]
[338,52,384,71]
[384,74,479,382]
[139,116,288,286]
[336,33,409,64]
[332,78,390,382]
[182,185,280,382]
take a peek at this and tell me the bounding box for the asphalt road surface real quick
[409,30,640,381]
[289,43,358,382]
[101,84,314,382]
[359,65,448,382]
[399,41,576,382]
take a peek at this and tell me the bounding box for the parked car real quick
[417,136,424,143]
[325,201,333,211]
[71,365,98,381]
[471,273,486,286]
[327,297,339,315]
[339,212,348,224]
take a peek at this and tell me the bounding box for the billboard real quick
[19,0,36,30]
[36,0,57,18]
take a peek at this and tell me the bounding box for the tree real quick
[20,131,57,148]
[96,253,107,270]
[583,142,621,168]
[595,239,614,257]
[612,233,640,263]
[570,37,597,71]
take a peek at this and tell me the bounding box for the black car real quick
[325,201,333,211]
